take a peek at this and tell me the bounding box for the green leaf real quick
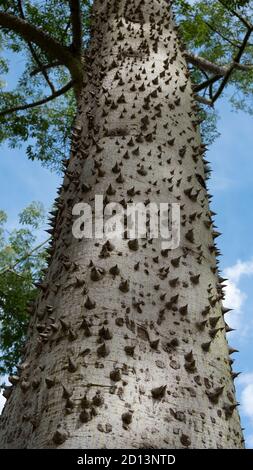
[19,201,45,228]
[0,202,48,375]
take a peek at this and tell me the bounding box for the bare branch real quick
[218,0,253,30]
[209,81,214,102]
[205,20,240,49]
[233,62,253,71]
[212,27,252,103]
[186,53,253,77]
[234,29,253,64]
[30,61,62,77]
[17,0,55,93]
[0,81,73,117]
[193,75,223,93]
[185,52,228,76]
[0,11,82,86]
[188,18,253,106]
[68,0,82,55]
[194,94,213,106]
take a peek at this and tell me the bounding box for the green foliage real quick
[174,0,253,142]
[0,79,76,171]
[18,201,45,228]
[224,1,251,8]
[0,202,48,375]
[0,0,252,165]
[199,106,221,146]
[0,0,92,172]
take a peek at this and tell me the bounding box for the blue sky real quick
[206,100,253,448]
[0,142,60,231]
[0,53,253,448]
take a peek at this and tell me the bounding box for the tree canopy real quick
[0,202,47,375]
[0,0,252,170]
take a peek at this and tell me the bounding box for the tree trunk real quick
[0,0,244,449]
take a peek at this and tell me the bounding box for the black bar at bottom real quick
[0,449,252,467]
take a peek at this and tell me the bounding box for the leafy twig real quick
[0,237,50,276]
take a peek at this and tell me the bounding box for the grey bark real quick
[0,0,244,449]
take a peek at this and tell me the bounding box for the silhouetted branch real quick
[17,0,55,93]
[0,81,73,117]
[69,0,82,55]
[0,11,82,86]
[218,0,253,30]
[30,61,62,77]
[193,75,223,93]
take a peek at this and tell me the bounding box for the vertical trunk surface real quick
[0,0,244,449]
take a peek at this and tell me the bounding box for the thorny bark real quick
[0,0,244,449]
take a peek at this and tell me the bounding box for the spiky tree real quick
[0,0,252,449]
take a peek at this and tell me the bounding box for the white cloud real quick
[223,280,246,330]
[0,374,9,415]
[224,280,246,311]
[0,391,6,415]
[238,373,253,386]
[225,259,253,284]
[223,258,253,332]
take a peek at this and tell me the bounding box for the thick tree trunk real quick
[0,0,244,449]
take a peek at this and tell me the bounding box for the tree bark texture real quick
[0,0,244,449]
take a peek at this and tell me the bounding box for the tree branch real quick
[30,22,71,78]
[234,28,253,64]
[187,20,253,106]
[185,52,228,76]
[212,27,252,103]
[204,19,240,49]
[68,0,82,56]
[30,61,62,77]
[0,81,73,117]
[193,74,223,93]
[0,11,82,86]
[17,0,55,93]
[218,0,253,30]
[209,81,214,102]
[193,94,213,106]
[186,50,253,79]
[233,62,253,71]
